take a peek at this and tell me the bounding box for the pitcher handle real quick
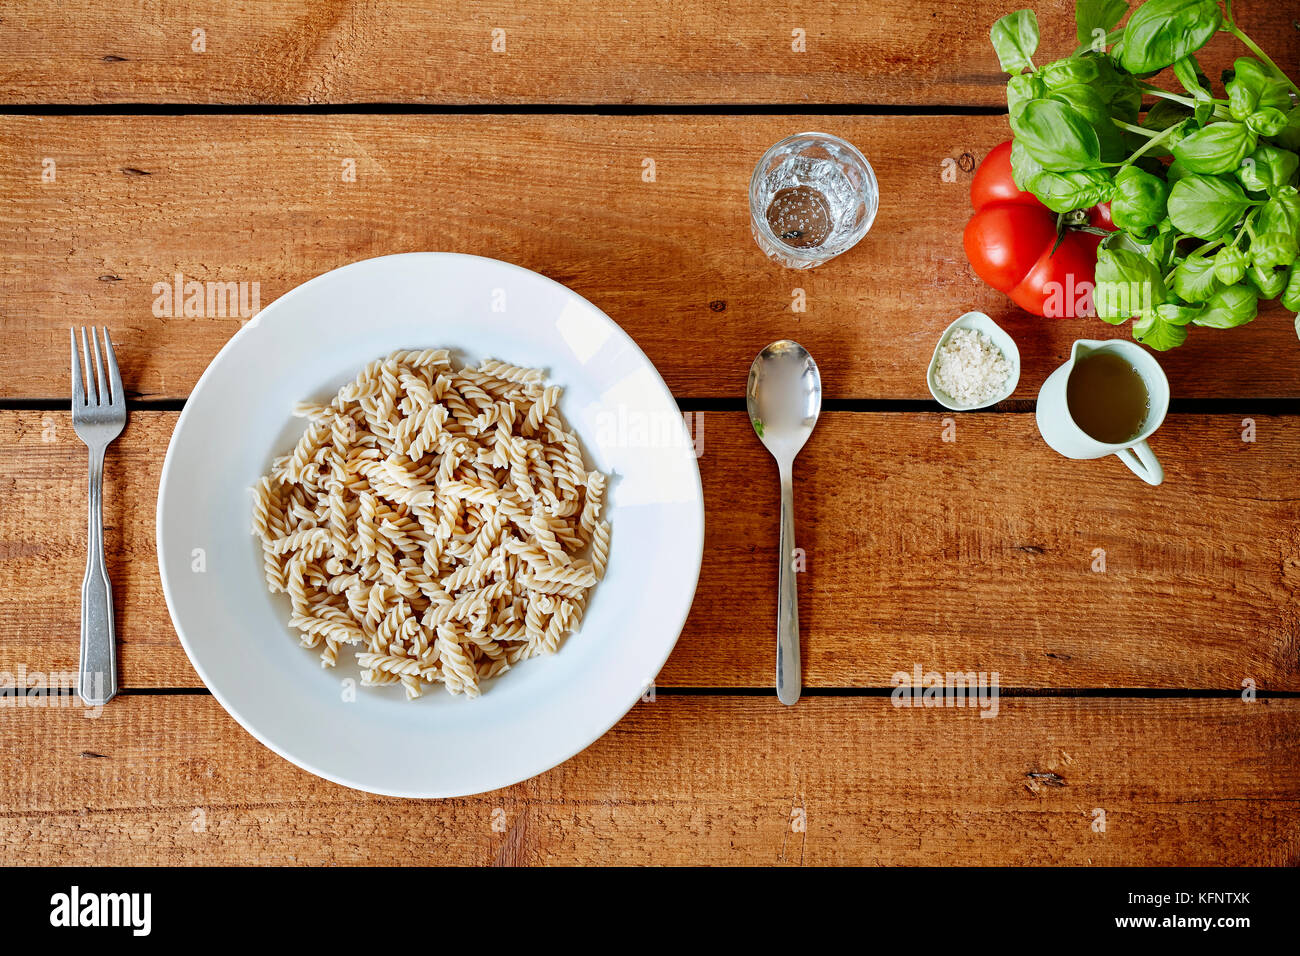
[1115,440,1163,486]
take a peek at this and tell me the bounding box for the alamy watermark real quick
[891,664,1000,718]
[50,886,150,936]
[152,272,261,320]
[0,664,104,717]
[593,407,704,458]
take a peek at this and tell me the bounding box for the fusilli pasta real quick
[251,350,611,699]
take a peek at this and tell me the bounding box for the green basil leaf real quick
[1092,55,1144,123]
[1047,84,1128,161]
[1038,56,1102,89]
[1236,146,1300,195]
[1102,230,1150,256]
[1275,107,1300,152]
[1246,107,1288,138]
[991,10,1040,74]
[1075,0,1128,49]
[1251,231,1298,270]
[1095,247,1168,320]
[1010,138,1045,192]
[1110,165,1169,234]
[1191,284,1259,328]
[1010,98,1104,170]
[1170,56,1216,125]
[1028,168,1115,212]
[1172,122,1257,175]
[1007,73,1046,117]
[1191,94,1214,126]
[1213,246,1248,284]
[1143,98,1193,133]
[1118,0,1222,74]
[1155,302,1200,325]
[1171,254,1221,302]
[1167,174,1253,239]
[1173,56,1215,126]
[1225,57,1293,122]
[1282,265,1300,312]
[1257,186,1300,237]
[1171,56,1203,95]
[1135,222,1179,272]
[1132,311,1190,349]
[1247,262,1288,298]
[1039,53,1143,122]
[1165,159,1192,184]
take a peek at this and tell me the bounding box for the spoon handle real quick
[776,460,801,705]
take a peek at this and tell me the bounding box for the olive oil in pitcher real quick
[1066,350,1150,444]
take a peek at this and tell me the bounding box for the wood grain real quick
[0,0,1293,106]
[1,694,1296,865]
[3,410,1296,691]
[4,114,1300,401]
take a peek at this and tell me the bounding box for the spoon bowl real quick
[746,340,822,705]
[746,340,823,458]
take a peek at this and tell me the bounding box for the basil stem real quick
[1102,120,1186,169]
[1223,0,1300,98]
[1127,123,1183,160]
[1137,82,1232,120]
[1230,208,1261,250]
[1113,119,1156,137]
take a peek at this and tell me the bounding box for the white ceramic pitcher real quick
[1035,339,1170,486]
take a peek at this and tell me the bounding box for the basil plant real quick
[991,0,1300,348]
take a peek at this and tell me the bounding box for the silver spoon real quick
[746,340,822,706]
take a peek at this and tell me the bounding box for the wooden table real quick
[2,0,1298,866]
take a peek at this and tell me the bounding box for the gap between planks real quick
[0,103,1012,117]
[9,398,1300,415]
[109,687,1300,698]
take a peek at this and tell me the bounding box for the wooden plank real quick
[0,0,1293,106]
[3,410,1296,691]
[1,694,1296,865]
[3,115,1299,401]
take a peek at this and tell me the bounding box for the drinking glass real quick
[749,132,879,269]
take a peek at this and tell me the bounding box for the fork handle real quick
[79,444,117,705]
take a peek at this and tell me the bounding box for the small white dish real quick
[927,310,1021,410]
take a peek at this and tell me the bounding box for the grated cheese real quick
[934,328,1012,407]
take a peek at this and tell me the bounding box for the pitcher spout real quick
[1070,339,1105,365]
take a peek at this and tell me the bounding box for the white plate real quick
[156,253,705,798]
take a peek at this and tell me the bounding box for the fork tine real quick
[89,325,107,406]
[102,329,124,407]
[70,327,85,407]
[79,327,96,405]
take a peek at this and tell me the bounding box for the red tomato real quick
[968,141,1040,210]
[1089,202,1115,231]
[962,141,1114,319]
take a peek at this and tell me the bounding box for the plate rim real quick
[155,251,705,798]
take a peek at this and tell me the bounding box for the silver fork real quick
[71,327,126,706]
